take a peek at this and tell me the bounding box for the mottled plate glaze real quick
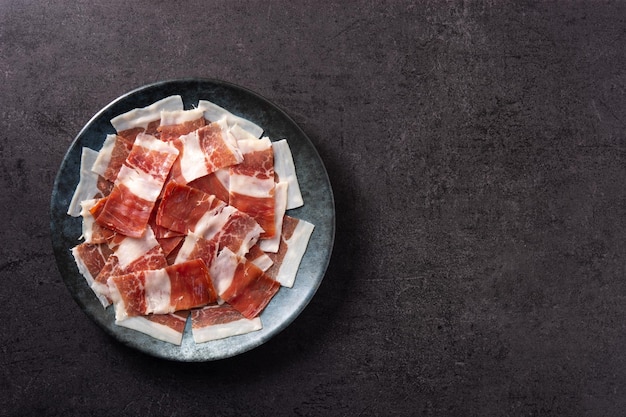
[50,79,335,361]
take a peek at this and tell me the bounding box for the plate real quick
[50,78,335,361]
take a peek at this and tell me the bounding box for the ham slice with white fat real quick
[68,147,111,217]
[264,216,314,288]
[95,133,179,238]
[157,108,206,142]
[90,134,132,183]
[210,248,280,319]
[71,242,114,307]
[191,304,262,343]
[91,227,168,306]
[111,95,183,142]
[116,311,189,345]
[198,99,263,138]
[108,259,217,321]
[228,137,276,239]
[168,120,243,185]
[156,182,225,235]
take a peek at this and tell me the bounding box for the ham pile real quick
[67,95,314,345]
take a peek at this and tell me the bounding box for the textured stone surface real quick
[2,1,626,416]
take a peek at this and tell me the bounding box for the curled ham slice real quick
[108,259,217,321]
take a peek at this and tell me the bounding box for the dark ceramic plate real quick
[50,79,335,361]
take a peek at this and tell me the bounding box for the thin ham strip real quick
[91,134,131,183]
[156,182,224,235]
[197,100,263,138]
[191,304,262,343]
[71,242,114,307]
[95,133,179,238]
[168,121,243,185]
[187,169,230,203]
[68,147,106,217]
[108,259,217,321]
[265,216,315,288]
[210,248,280,319]
[229,137,276,238]
[111,95,183,134]
[91,226,168,305]
[116,311,189,345]
[272,139,304,210]
[157,108,206,142]
[258,181,289,253]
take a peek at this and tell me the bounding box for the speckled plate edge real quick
[50,78,335,361]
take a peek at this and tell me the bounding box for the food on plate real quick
[67,95,313,345]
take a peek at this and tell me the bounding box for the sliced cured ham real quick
[67,95,317,346]
[71,242,114,307]
[195,205,263,257]
[108,259,217,321]
[91,134,132,183]
[198,99,263,138]
[95,133,179,238]
[156,182,225,235]
[264,216,315,288]
[116,311,189,345]
[187,169,230,203]
[79,198,116,244]
[157,108,206,142]
[91,226,168,304]
[210,248,280,319]
[229,137,276,239]
[258,181,289,253]
[191,304,262,343]
[272,139,304,210]
[111,95,183,142]
[68,148,108,217]
[168,120,243,185]
[174,232,219,268]
[245,244,274,272]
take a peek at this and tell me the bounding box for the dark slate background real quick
[2,1,626,416]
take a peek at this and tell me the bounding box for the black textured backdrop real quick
[2,1,626,416]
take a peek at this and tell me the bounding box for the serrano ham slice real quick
[157,108,206,142]
[272,139,304,210]
[210,248,280,319]
[191,304,262,343]
[187,169,230,203]
[264,216,314,288]
[90,134,132,183]
[228,137,276,239]
[108,259,217,321]
[198,99,263,138]
[168,121,243,185]
[111,95,183,142]
[156,182,225,235]
[71,242,114,307]
[95,133,179,238]
[91,227,168,305]
[116,311,189,345]
[68,147,108,217]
